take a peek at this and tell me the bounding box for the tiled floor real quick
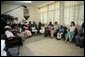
[19,35,84,56]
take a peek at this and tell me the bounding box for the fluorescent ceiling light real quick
[20,1,32,3]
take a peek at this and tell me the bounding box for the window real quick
[64,7,70,25]
[38,1,84,26]
[78,5,84,25]
[54,10,60,23]
[43,12,47,24]
[54,2,60,23]
[38,1,60,24]
[64,1,84,26]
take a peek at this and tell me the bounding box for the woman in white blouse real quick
[40,24,45,35]
[65,21,76,42]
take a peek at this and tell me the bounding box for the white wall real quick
[1,3,40,24]
[1,4,24,22]
[1,1,84,28]
[1,2,53,24]
[27,6,40,24]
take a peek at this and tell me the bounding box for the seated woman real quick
[39,24,45,35]
[57,25,64,40]
[38,22,42,34]
[23,25,32,39]
[11,24,20,36]
[50,25,54,38]
[54,22,59,38]
[75,23,84,48]
[4,25,23,47]
[65,21,76,42]
[44,22,53,38]
[62,26,68,40]
[44,26,48,37]
[31,21,38,35]
[5,26,15,39]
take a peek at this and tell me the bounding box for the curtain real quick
[38,1,84,26]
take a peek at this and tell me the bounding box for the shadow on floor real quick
[19,46,36,56]
[24,35,49,45]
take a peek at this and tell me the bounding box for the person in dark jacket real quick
[75,22,84,48]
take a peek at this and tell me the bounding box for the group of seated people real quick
[38,21,84,48]
[1,20,84,56]
[4,21,84,47]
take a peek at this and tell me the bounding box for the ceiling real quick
[1,1,50,7]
